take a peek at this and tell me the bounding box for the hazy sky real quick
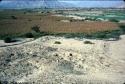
[0,0,124,8]
[62,0,124,7]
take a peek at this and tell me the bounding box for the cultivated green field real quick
[63,9,125,20]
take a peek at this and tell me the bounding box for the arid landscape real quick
[0,8,125,84]
[0,35,125,84]
[0,10,122,35]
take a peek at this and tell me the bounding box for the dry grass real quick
[0,11,119,35]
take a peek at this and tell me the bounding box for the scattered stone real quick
[54,53,58,57]
[47,47,57,52]
[69,53,73,56]
[33,54,37,57]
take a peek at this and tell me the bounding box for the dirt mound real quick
[0,36,125,83]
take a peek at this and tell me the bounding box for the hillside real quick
[0,0,125,9]
[0,0,74,9]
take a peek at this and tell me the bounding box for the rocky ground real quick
[0,36,125,84]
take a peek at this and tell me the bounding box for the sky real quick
[0,0,124,8]
[62,0,124,7]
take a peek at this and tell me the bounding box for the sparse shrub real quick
[39,31,51,36]
[28,19,32,21]
[57,11,63,14]
[24,12,26,14]
[46,11,50,13]
[41,11,44,13]
[109,19,119,22]
[94,33,107,39]
[4,37,13,43]
[120,25,125,32]
[25,33,34,38]
[81,19,85,21]
[11,15,17,19]
[106,30,121,39]
[85,34,92,38]
[64,33,85,38]
[84,41,94,44]
[54,41,61,44]
[31,26,40,33]
[70,19,76,22]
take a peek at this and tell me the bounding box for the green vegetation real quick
[4,37,13,43]
[84,41,94,44]
[24,33,34,38]
[54,41,61,44]
[1,27,125,42]
[50,27,125,40]
[0,10,125,42]
[119,25,125,33]
[109,19,119,23]
[3,37,17,43]
[11,15,17,19]
[31,26,40,33]
[1,25,125,42]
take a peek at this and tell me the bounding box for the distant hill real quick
[0,0,74,9]
[118,3,125,8]
[41,0,74,8]
[0,0,124,9]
